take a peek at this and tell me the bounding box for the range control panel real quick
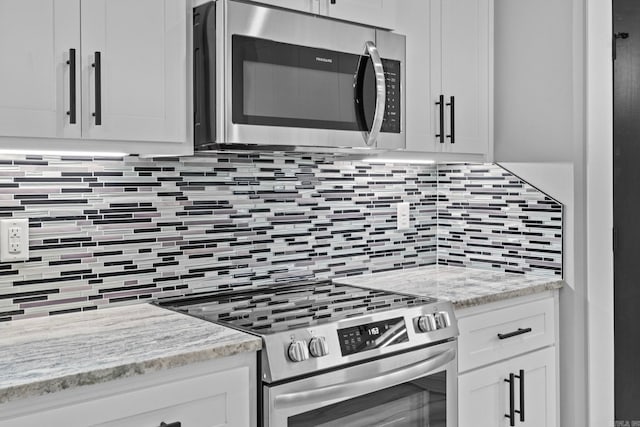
[381,58,401,133]
[337,317,408,356]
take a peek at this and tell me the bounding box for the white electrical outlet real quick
[396,202,410,230]
[1,218,29,262]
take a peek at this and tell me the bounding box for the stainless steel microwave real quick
[193,0,406,150]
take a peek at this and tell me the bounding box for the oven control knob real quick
[435,311,451,329]
[417,314,437,332]
[288,340,310,362]
[309,336,329,358]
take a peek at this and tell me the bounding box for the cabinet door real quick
[436,0,492,155]
[80,0,187,143]
[2,366,251,427]
[324,0,396,30]
[254,0,319,14]
[0,0,81,139]
[395,0,438,153]
[458,347,557,427]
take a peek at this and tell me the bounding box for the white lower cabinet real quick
[457,292,559,427]
[0,354,256,427]
[458,346,556,427]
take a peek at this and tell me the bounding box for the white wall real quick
[493,0,579,163]
[586,0,614,424]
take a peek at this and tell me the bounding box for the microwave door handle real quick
[273,348,455,410]
[361,41,386,147]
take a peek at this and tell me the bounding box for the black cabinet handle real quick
[435,95,445,143]
[515,369,525,422]
[446,95,455,144]
[497,327,532,340]
[92,51,102,126]
[504,373,515,426]
[159,422,181,427]
[330,0,336,4]
[66,48,76,124]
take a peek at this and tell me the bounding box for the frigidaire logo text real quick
[315,57,333,63]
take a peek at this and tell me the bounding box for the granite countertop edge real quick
[450,279,565,309]
[0,338,261,405]
[335,265,566,311]
[0,304,262,406]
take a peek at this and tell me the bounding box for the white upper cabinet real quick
[0,0,81,140]
[0,0,191,156]
[395,2,437,153]
[324,0,396,29]
[255,0,396,29]
[254,0,321,14]
[435,0,492,156]
[81,0,187,143]
[396,0,493,158]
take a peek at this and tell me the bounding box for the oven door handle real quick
[273,347,455,409]
[355,41,386,147]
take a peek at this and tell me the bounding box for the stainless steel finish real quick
[260,300,457,383]
[308,336,329,358]
[264,340,458,427]
[374,28,406,150]
[274,348,454,409]
[417,314,437,332]
[209,0,405,150]
[361,41,386,147]
[288,340,310,362]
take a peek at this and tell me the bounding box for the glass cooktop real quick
[156,280,437,335]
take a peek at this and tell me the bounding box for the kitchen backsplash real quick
[0,153,561,321]
[437,164,563,275]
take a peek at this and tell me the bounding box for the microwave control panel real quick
[381,59,401,134]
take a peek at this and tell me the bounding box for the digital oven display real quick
[337,317,408,356]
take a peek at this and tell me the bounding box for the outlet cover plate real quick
[0,218,29,262]
[397,202,410,230]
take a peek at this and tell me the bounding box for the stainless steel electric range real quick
[156,280,458,427]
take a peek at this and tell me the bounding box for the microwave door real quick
[222,0,378,148]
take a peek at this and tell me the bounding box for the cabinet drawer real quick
[2,366,250,427]
[458,296,555,373]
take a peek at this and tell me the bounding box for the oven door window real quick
[232,35,378,132]
[287,371,446,427]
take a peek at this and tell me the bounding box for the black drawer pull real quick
[497,327,532,340]
[159,422,181,427]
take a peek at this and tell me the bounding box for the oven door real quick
[264,340,457,427]
[219,0,404,149]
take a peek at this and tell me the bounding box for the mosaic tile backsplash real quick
[0,152,439,321]
[437,164,563,275]
[0,153,561,321]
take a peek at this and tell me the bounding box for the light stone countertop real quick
[335,265,564,309]
[0,303,261,405]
